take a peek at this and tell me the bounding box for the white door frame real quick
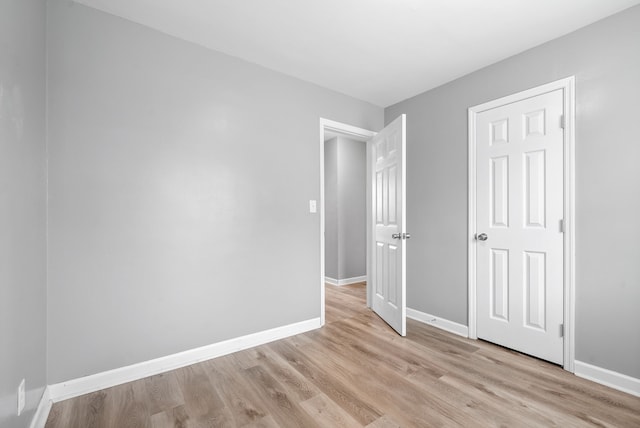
[319,118,376,326]
[467,77,576,372]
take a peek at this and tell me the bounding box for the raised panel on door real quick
[491,156,509,228]
[490,118,509,145]
[388,165,397,225]
[524,150,546,228]
[524,109,545,138]
[376,172,384,224]
[524,251,546,331]
[375,242,384,297]
[490,249,509,321]
[387,244,398,307]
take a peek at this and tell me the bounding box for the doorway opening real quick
[319,119,375,326]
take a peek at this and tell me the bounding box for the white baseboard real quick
[29,386,52,428]
[49,317,321,403]
[325,276,366,286]
[407,308,469,338]
[574,360,640,397]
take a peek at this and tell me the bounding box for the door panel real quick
[371,115,406,336]
[491,248,509,321]
[525,150,546,227]
[491,156,509,228]
[524,251,546,330]
[476,90,564,364]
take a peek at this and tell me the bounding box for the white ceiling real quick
[74,0,640,107]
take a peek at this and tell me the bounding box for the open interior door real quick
[370,114,407,336]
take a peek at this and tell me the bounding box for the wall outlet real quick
[309,199,317,213]
[17,379,25,416]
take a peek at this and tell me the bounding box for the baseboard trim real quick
[325,276,366,286]
[49,317,321,403]
[574,360,640,397]
[407,308,469,338]
[29,386,52,428]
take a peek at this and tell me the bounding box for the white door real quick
[371,115,407,336]
[476,90,564,364]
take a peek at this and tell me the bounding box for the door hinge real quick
[560,324,564,337]
[560,219,565,233]
[560,115,565,129]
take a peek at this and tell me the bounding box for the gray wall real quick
[324,137,367,281]
[337,137,367,280]
[46,0,383,384]
[324,138,339,279]
[386,5,640,378]
[0,0,48,426]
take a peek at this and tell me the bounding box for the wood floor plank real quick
[269,340,383,425]
[46,284,640,428]
[242,364,320,428]
[241,415,280,428]
[44,400,71,428]
[333,317,451,380]
[203,356,268,427]
[231,345,321,402]
[300,393,363,427]
[144,371,185,416]
[149,405,190,428]
[364,414,402,428]
[71,390,108,428]
[174,363,233,426]
[294,332,477,427]
[148,410,172,428]
[321,319,447,380]
[109,382,151,428]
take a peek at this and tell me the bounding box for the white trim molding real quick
[325,275,367,286]
[325,276,339,286]
[407,308,469,338]
[575,361,640,397]
[49,318,321,403]
[29,387,52,428]
[467,76,576,372]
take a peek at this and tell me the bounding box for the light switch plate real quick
[309,200,317,213]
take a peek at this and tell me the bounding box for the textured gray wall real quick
[0,0,47,426]
[337,137,366,280]
[324,138,339,279]
[386,5,640,378]
[46,0,382,384]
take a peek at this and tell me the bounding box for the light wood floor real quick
[46,283,640,427]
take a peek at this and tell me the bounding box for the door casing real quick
[319,118,376,326]
[467,77,576,372]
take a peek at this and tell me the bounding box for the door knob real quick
[476,233,488,241]
[392,233,411,240]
